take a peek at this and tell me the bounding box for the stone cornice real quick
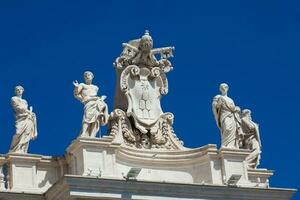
[45,175,296,200]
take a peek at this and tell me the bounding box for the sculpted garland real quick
[7,31,262,169]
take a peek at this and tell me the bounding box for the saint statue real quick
[9,85,37,153]
[73,71,109,138]
[212,83,243,148]
[241,109,262,169]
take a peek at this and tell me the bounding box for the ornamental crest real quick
[120,66,167,134]
[109,30,183,149]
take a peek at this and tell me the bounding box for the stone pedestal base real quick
[7,153,42,192]
[248,168,273,187]
[44,175,296,200]
[66,136,117,177]
[0,157,6,190]
[219,148,250,185]
[65,138,274,188]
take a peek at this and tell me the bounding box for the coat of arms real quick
[109,31,183,149]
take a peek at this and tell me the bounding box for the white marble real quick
[73,71,109,138]
[9,86,37,154]
[212,83,243,149]
[212,84,262,168]
[45,175,295,200]
[65,136,272,188]
[0,31,295,200]
[0,157,6,190]
[110,31,182,149]
[0,136,294,199]
[241,109,262,169]
[5,153,64,193]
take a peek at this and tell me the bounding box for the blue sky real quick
[0,0,299,197]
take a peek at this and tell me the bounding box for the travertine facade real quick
[0,31,296,200]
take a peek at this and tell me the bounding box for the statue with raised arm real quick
[9,85,37,153]
[73,71,109,138]
[212,83,243,148]
[241,109,262,169]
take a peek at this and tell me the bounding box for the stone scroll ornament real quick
[109,30,183,149]
[9,86,38,153]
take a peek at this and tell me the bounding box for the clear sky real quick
[0,0,298,197]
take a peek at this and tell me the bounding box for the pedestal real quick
[66,136,117,177]
[219,148,250,185]
[248,168,273,187]
[7,153,42,192]
[0,157,6,190]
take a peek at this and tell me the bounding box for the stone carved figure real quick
[114,30,174,72]
[113,30,174,111]
[109,31,183,149]
[9,86,37,153]
[212,83,243,148]
[241,109,261,169]
[73,71,109,138]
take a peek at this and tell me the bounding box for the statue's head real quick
[84,71,94,83]
[219,83,229,95]
[242,109,252,117]
[15,85,24,96]
[139,30,153,52]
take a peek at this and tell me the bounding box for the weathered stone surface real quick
[9,86,37,154]
[110,31,182,150]
[73,71,109,138]
[212,83,262,169]
[0,32,295,200]
[45,175,296,200]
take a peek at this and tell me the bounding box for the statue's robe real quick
[81,97,109,136]
[10,96,37,153]
[242,117,261,169]
[213,95,241,148]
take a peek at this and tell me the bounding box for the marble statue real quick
[9,85,37,153]
[0,32,290,199]
[73,71,109,138]
[241,109,261,169]
[109,31,183,149]
[212,83,243,148]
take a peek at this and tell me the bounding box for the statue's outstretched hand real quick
[73,80,79,87]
